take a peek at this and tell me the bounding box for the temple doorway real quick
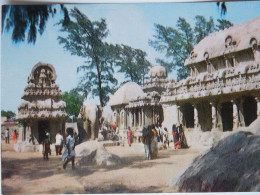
[221,102,233,131]
[243,96,257,126]
[183,103,194,128]
[38,120,50,143]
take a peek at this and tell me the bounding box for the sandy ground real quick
[1,141,202,194]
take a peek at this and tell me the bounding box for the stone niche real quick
[16,62,68,152]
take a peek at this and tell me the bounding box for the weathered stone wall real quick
[162,104,178,131]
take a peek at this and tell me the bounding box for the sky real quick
[1,1,260,113]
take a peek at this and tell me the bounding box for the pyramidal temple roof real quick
[18,62,67,120]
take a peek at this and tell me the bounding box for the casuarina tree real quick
[58,7,118,107]
[149,15,233,81]
[2,5,69,44]
[116,44,151,86]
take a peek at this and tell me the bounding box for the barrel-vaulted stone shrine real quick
[108,17,260,146]
[17,62,67,151]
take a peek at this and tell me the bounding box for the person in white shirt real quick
[55,131,63,155]
[5,128,9,144]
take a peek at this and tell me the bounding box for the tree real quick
[194,16,215,43]
[215,19,233,31]
[58,8,118,107]
[1,110,16,119]
[149,16,233,81]
[2,5,69,44]
[116,44,151,86]
[61,88,84,120]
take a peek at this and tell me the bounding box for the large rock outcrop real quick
[170,131,260,192]
[75,140,122,166]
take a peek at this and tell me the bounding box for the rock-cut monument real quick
[17,62,67,151]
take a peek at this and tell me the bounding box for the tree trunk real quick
[95,56,104,107]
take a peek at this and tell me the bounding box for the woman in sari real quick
[13,130,17,144]
[178,124,188,148]
[172,124,181,149]
[151,125,159,159]
[127,127,132,147]
[62,128,76,170]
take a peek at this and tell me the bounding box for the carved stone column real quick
[231,99,239,130]
[142,108,145,127]
[139,109,142,127]
[255,97,260,118]
[133,110,136,128]
[128,110,132,127]
[238,98,245,127]
[224,55,229,68]
[210,101,217,131]
[177,105,181,125]
[121,109,126,129]
[152,107,155,124]
[193,103,200,131]
[232,55,236,67]
[217,104,223,131]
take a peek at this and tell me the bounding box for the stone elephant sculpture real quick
[78,103,102,140]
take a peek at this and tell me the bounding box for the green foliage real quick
[61,88,84,118]
[2,5,69,44]
[149,15,233,81]
[116,44,151,86]
[58,8,118,107]
[194,16,215,44]
[215,19,233,31]
[1,110,16,119]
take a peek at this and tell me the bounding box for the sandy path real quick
[1,142,202,194]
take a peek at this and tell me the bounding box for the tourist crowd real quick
[127,123,188,160]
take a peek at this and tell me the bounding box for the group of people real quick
[142,125,159,160]
[41,128,77,170]
[4,128,18,144]
[155,124,170,148]
[172,124,188,149]
[127,125,158,159]
[126,123,188,160]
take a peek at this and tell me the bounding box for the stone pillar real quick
[128,110,131,127]
[124,110,128,129]
[255,97,260,118]
[232,55,236,67]
[177,105,181,125]
[139,109,142,127]
[224,55,229,68]
[193,103,200,131]
[217,103,223,131]
[210,101,217,131]
[142,108,145,127]
[152,107,155,124]
[231,99,239,130]
[133,110,136,128]
[238,98,245,127]
[121,109,126,129]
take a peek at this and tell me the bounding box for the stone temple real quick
[109,17,260,144]
[17,62,67,151]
